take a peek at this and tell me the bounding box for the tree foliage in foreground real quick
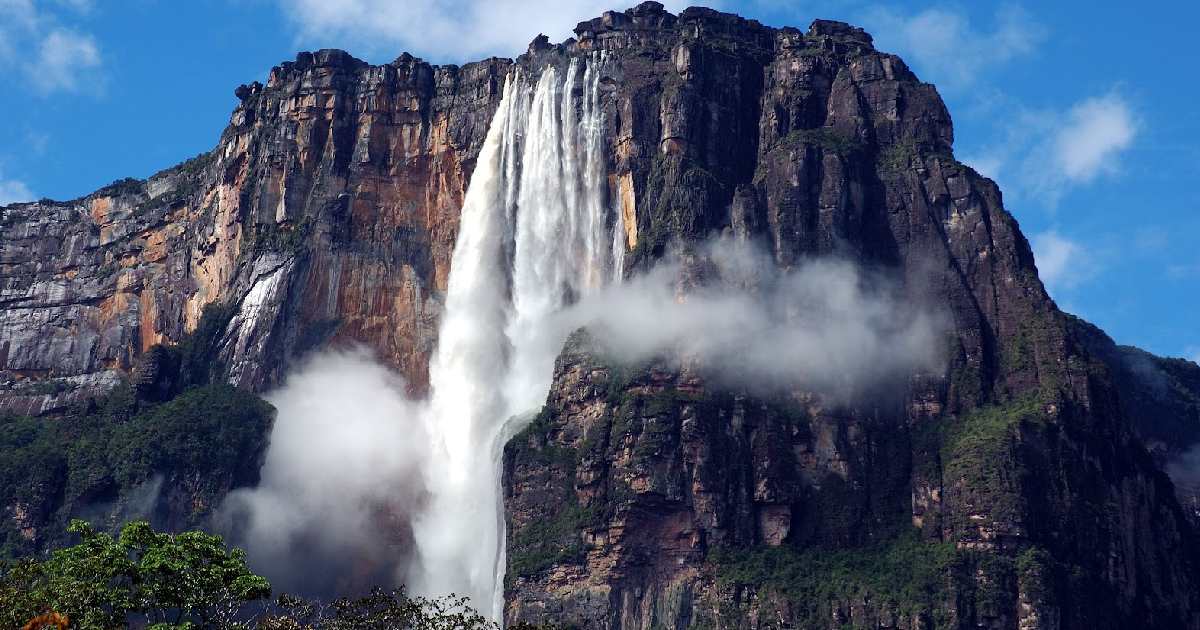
[2,520,551,629]
[256,589,496,630]
[1,519,269,629]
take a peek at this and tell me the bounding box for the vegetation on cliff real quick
[0,304,274,559]
[708,529,959,625]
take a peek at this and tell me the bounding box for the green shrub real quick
[94,177,144,198]
[709,529,958,624]
[772,127,863,157]
[879,140,917,172]
[507,503,597,581]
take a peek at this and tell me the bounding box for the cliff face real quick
[1,2,1199,629]
[0,49,509,409]
[1069,316,1200,524]
[498,5,1200,629]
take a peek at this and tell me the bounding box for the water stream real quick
[413,52,619,620]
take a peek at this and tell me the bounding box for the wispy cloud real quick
[23,129,50,155]
[1049,93,1137,182]
[965,91,1139,207]
[1021,92,1138,206]
[1031,229,1095,293]
[30,27,101,93]
[1133,226,1169,251]
[0,0,102,94]
[273,0,693,62]
[0,177,34,205]
[54,0,93,12]
[861,5,1045,90]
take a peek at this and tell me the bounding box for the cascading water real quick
[412,52,620,621]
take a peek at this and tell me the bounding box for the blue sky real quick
[0,0,1196,361]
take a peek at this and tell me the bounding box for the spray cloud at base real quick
[219,349,428,597]
[219,57,945,618]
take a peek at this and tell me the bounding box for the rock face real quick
[1,2,1199,628]
[1069,315,1200,524]
[499,4,1200,630]
[0,50,510,406]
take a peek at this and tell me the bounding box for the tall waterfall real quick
[412,53,620,621]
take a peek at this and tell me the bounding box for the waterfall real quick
[412,52,620,621]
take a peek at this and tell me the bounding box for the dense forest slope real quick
[1,3,1199,628]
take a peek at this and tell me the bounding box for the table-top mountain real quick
[2,3,1198,628]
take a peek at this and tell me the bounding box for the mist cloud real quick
[219,348,428,597]
[221,238,945,599]
[0,176,34,205]
[560,238,946,399]
[1167,446,1200,515]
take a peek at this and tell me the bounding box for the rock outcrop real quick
[2,2,1199,628]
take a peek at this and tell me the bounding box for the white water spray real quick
[413,52,619,620]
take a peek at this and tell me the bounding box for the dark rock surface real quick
[1,2,1198,628]
[1069,315,1200,524]
[499,4,1200,629]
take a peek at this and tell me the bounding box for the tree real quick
[2,520,556,629]
[257,588,499,629]
[1,519,269,629]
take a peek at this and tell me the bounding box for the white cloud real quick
[0,0,38,28]
[1133,226,1168,251]
[1187,347,1200,365]
[860,5,1133,208]
[1021,92,1137,205]
[1031,230,1093,292]
[274,0,694,62]
[0,0,102,94]
[1052,93,1137,182]
[964,92,1138,207]
[0,178,34,205]
[24,129,50,155]
[861,5,1045,90]
[29,27,101,93]
[0,0,37,62]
